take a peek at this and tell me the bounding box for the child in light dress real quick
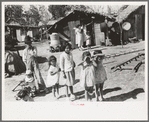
[93,50,107,101]
[78,51,97,101]
[46,55,60,98]
[60,43,76,101]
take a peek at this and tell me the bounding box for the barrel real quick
[50,33,60,47]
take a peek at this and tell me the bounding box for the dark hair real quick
[48,55,57,66]
[82,51,91,61]
[64,43,72,50]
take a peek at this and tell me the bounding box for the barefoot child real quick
[60,43,76,101]
[78,51,97,101]
[93,50,107,101]
[46,55,60,98]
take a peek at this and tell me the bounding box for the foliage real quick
[5,5,41,26]
[48,5,68,20]
[48,5,92,20]
[22,5,40,26]
[38,5,52,25]
[5,5,23,23]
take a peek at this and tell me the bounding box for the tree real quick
[22,5,40,26]
[5,5,23,23]
[48,5,68,20]
[48,5,92,19]
[38,5,52,25]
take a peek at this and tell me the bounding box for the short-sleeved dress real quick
[46,65,60,87]
[80,62,95,88]
[60,52,75,86]
[95,59,107,84]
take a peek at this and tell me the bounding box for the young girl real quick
[60,43,76,101]
[93,50,107,101]
[78,51,97,101]
[46,55,60,98]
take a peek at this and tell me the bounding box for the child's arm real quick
[60,54,66,78]
[77,61,85,67]
[92,60,97,67]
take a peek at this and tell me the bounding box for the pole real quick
[119,22,123,48]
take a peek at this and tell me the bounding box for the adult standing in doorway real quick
[74,24,84,50]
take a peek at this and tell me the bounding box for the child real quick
[93,50,107,101]
[46,55,60,99]
[60,43,76,101]
[78,51,97,101]
[85,31,91,49]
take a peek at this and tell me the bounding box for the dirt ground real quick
[4,40,146,102]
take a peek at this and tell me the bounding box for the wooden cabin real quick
[48,10,107,49]
[5,23,40,42]
[116,5,145,44]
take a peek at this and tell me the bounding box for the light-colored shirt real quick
[60,52,74,72]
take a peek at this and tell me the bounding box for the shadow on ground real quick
[103,87,122,95]
[103,88,144,101]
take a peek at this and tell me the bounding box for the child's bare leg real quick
[69,86,73,95]
[99,83,104,101]
[56,84,59,95]
[85,90,88,101]
[52,86,56,97]
[90,87,94,101]
[55,84,59,98]
[95,84,99,101]
[65,85,69,97]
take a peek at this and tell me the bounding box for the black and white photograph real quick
[2,1,148,121]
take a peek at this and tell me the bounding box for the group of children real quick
[45,43,107,101]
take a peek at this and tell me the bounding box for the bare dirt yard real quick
[4,40,146,102]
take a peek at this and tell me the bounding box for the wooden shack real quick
[116,5,145,43]
[6,23,40,42]
[48,10,106,49]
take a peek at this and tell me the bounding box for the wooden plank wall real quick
[135,14,143,40]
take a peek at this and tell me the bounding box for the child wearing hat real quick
[93,50,107,101]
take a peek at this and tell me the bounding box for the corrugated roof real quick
[116,5,142,23]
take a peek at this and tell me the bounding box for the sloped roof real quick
[116,5,142,23]
[48,10,106,33]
